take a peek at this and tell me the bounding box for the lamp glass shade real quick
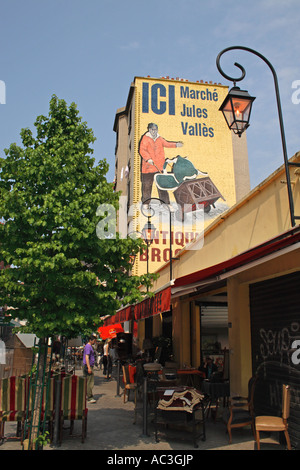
[142,220,156,244]
[220,86,255,137]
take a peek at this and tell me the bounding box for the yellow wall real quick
[150,152,300,395]
[178,300,191,366]
[115,78,300,395]
[153,314,162,337]
[191,302,201,368]
[131,76,250,276]
[134,77,236,205]
[227,279,252,396]
[152,152,300,290]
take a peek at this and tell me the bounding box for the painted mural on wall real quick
[139,122,225,220]
[139,122,184,205]
[133,77,248,273]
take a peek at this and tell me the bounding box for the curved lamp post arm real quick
[216,46,296,227]
[142,197,176,281]
[127,229,152,285]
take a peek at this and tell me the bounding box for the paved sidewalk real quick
[0,367,288,452]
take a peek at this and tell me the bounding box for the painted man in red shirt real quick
[139,123,183,204]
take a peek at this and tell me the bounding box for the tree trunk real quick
[29,337,47,450]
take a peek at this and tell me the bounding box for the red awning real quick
[174,226,300,288]
[98,323,124,339]
[103,306,132,326]
[102,287,171,326]
[134,286,171,320]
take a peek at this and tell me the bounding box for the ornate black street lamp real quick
[216,45,299,227]
[141,218,156,247]
[140,198,177,437]
[219,85,255,137]
[142,198,178,281]
[128,227,154,293]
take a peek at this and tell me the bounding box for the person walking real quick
[103,339,112,380]
[83,335,97,403]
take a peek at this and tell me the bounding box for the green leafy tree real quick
[0,96,154,448]
[0,95,152,338]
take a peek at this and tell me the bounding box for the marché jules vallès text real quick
[142,82,218,138]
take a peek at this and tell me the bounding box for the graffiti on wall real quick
[258,322,300,366]
[255,322,300,408]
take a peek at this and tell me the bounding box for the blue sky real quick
[0,0,300,188]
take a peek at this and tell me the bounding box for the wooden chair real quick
[223,375,258,444]
[0,376,26,443]
[24,376,56,443]
[255,384,292,450]
[122,365,138,424]
[122,364,137,404]
[59,375,88,444]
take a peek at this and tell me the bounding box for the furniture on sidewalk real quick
[222,375,258,444]
[161,362,178,386]
[143,363,162,405]
[122,364,138,424]
[202,379,230,421]
[154,386,208,448]
[0,376,26,444]
[255,384,292,450]
[59,374,88,444]
[122,364,138,403]
[24,375,56,443]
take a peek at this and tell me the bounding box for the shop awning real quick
[102,286,171,326]
[103,305,132,326]
[173,226,300,291]
[134,286,171,320]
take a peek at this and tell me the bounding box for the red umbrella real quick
[98,323,124,340]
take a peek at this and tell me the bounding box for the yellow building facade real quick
[153,152,300,386]
[113,76,300,448]
[114,76,250,276]
[142,152,300,447]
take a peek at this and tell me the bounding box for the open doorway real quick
[197,301,229,378]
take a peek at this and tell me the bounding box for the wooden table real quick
[154,386,208,448]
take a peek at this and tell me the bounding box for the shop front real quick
[144,152,300,447]
[167,224,300,447]
[102,286,172,362]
